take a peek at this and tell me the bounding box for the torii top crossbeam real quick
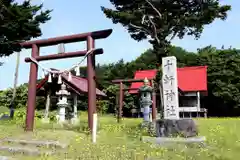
[112,78,154,83]
[21,29,112,48]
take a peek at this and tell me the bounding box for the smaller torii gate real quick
[112,78,157,122]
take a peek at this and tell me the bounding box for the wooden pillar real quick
[25,44,39,131]
[159,81,164,119]
[204,109,207,118]
[151,80,156,121]
[197,91,200,118]
[73,93,78,119]
[115,92,119,117]
[87,36,96,132]
[118,82,123,123]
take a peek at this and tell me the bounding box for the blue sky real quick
[0,0,239,90]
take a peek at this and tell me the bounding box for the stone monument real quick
[56,83,71,124]
[142,56,205,146]
[139,77,153,126]
[156,56,198,137]
[162,56,179,119]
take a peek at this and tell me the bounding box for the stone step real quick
[0,156,13,160]
[1,139,67,149]
[142,136,206,145]
[0,146,54,156]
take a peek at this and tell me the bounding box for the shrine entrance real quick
[20,29,112,131]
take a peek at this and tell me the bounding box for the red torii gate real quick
[112,78,157,122]
[21,29,112,132]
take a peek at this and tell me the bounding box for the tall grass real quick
[0,113,239,159]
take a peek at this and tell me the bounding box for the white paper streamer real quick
[68,72,72,81]
[58,74,62,84]
[75,67,80,76]
[48,74,52,83]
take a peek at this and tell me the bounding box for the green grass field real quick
[0,113,239,160]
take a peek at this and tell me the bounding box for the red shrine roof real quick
[36,74,106,96]
[177,66,207,92]
[129,66,207,94]
[129,69,158,92]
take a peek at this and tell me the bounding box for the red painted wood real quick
[25,44,39,131]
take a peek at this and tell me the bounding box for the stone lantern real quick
[139,77,153,123]
[56,83,70,123]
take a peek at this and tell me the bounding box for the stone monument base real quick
[142,136,206,146]
[155,119,198,138]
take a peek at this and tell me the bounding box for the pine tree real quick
[0,0,52,57]
[101,0,231,59]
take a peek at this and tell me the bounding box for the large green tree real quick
[0,0,51,57]
[196,48,240,115]
[101,0,231,60]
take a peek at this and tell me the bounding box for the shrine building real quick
[36,70,106,113]
[129,66,208,118]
